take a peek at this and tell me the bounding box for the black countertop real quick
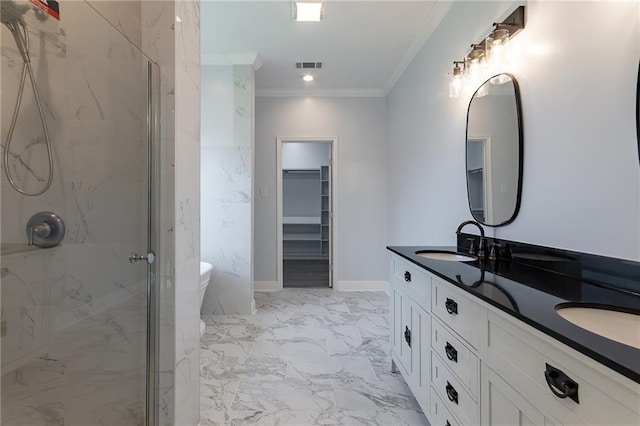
[387,246,640,384]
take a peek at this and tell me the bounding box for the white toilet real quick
[199,262,213,337]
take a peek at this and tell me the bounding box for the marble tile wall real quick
[173,0,202,425]
[1,0,203,423]
[201,64,255,316]
[86,1,142,50]
[1,0,147,345]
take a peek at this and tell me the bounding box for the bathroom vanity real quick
[387,244,640,426]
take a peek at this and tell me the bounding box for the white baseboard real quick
[337,281,388,292]
[254,281,280,292]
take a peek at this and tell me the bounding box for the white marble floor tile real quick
[231,378,334,411]
[388,409,431,426]
[332,377,421,411]
[201,289,428,425]
[216,409,398,426]
[251,339,327,358]
[201,340,255,359]
[200,378,240,411]
[201,355,288,382]
[285,356,377,382]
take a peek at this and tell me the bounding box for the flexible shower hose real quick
[3,19,54,196]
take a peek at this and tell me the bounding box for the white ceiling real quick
[200,1,452,97]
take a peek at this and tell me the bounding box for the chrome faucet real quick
[456,220,486,259]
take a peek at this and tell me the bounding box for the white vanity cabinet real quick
[484,309,640,426]
[389,255,431,410]
[388,252,640,426]
[481,362,556,426]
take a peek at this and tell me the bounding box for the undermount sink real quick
[556,304,640,349]
[415,250,477,262]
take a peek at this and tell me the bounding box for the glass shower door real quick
[1,2,155,424]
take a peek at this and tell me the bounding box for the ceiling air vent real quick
[295,62,322,69]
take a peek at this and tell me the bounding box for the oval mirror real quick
[465,73,523,226]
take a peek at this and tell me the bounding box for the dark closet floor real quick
[283,259,330,288]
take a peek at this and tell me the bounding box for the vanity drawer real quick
[485,310,640,425]
[432,317,479,398]
[431,277,479,349]
[432,352,479,426]
[391,254,430,306]
[430,387,461,426]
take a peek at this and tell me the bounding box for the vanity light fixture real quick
[485,27,509,68]
[465,44,486,86]
[449,61,464,98]
[293,2,324,22]
[449,6,525,98]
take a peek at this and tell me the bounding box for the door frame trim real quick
[276,137,338,291]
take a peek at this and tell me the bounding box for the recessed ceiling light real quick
[302,74,314,82]
[293,2,324,22]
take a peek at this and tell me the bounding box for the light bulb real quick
[485,28,510,70]
[302,74,314,82]
[449,64,463,98]
[464,47,485,88]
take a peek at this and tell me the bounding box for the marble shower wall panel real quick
[0,251,53,371]
[1,0,147,369]
[201,146,252,315]
[174,1,201,425]
[85,1,142,51]
[201,64,255,316]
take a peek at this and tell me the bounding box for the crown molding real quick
[384,0,453,95]
[201,52,263,70]
[256,88,386,98]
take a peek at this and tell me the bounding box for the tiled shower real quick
[0,1,202,424]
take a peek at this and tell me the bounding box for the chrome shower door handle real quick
[129,252,155,264]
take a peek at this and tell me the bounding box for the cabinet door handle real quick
[445,381,458,404]
[445,298,458,315]
[404,271,411,282]
[445,342,458,362]
[404,326,411,347]
[544,363,579,404]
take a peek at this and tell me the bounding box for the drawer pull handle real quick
[445,298,458,315]
[445,381,458,405]
[404,326,411,347]
[544,363,579,404]
[404,271,411,282]
[445,342,458,362]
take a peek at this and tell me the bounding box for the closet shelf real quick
[284,234,321,241]
[283,216,321,225]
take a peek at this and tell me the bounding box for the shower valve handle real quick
[129,252,156,265]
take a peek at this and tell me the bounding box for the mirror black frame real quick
[465,73,524,227]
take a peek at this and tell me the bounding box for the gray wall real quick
[387,1,640,260]
[254,97,388,286]
[283,142,330,170]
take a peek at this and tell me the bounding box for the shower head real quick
[1,1,31,64]
[1,0,30,26]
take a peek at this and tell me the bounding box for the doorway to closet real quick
[276,138,336,289]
